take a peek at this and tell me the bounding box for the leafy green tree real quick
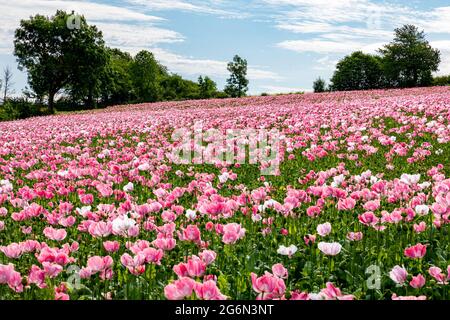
[161,74,199,101]
[131,50,167,102]
[313,77,326,93]
[198,76,217,99]
[14,10,107,112]
[379,25,441,88]
[99,48,135,106]
[66,24,108,108]
[330,51,384,91]
[432,75,450,86]
[224,55,249,98]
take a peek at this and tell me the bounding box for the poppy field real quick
[1,87,450,300]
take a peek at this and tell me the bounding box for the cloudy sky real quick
[1,0,450,95]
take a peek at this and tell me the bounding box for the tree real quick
[433,75,450,86]
[2,67,14,103]
[198,76,217,99]
[224,55,249,98]
[330,51,384,91]
[379,25,441,88]
[131,50,167,103]
[99,48,135,106]
[14,10,107,112]
[313,77,326,93]
[65,21,108,108]
[161,74,199,101]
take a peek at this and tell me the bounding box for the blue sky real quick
[1,0,450,95]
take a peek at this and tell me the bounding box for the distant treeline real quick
[1,10,250,120]
[313,25,448,92]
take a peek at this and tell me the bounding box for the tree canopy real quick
[379,25,440,88]
[313,77,327,93]
[330,51,384,91]
[324,25,442,92]
[12,10,231,114]
[225,55,249,98]
[14,11,107,112]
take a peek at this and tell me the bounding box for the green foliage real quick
[313,77,327,93]
[225,55,249,98]
[432,75,450,86]
[131,50,167,103]
[214,91,231,99]
[0,98,48,120]
[198,76,217,99]
[379,25,441,88]
[65,22,108,109]
[161,74,199,101]
[14,10,107,113]
[330,51,384,91]
[327,25,441,92]
[101,48,135,105]
[12,10,245,113]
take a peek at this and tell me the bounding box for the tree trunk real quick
[87,87,94,109]
[48,92,55,114]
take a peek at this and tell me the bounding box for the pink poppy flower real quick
[272,263,288,279]
[358,212,379,226]
[194,280,227,300]
[174,256,206,278]
[0,243,22,259]
[290,291,310,300]
[318,242,342,256]
[304,234,316,246]
[404,243,427,259]
[306,205,321,217]
[321,282,355,300]
[428,267,448,284]
[199,250,217,265]
[152,235,177,251]
[0,263,23,292]
[410,274,426,289]
[43,227,67,241]
[103,241,120,253]
[164,277,196,300]
[222,223,246,245]
[346,232,363,241]
[389,265,408,285]
[317,222,332,237]
[42,262,63,278]
[337,197,356,211]
[251,272,286,300]
[88,221,113,238]
[363,200,380,211]
[27,265,47,289]
[120,253,146,276]
[413,222,427,233]
[180,225,202,244]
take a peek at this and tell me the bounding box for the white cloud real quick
[0,0,280,82]
[267,0,450,79]
[431,40,450,76]
[421,7,450,34]
[149,48,282,80]
[277,39,364,54]
[95,23,183,48]
[0,0,170,53]
[125,0,241,17]
[314,56,339,71]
